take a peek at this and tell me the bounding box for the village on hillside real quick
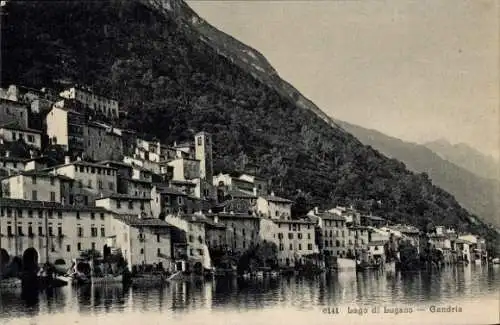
[0,84,493,287]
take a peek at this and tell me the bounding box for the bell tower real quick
[194,131,213,184]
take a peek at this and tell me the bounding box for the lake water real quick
[1,265,499,325]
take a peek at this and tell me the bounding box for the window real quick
[325,240,329,247]
[128,201,133,209]
[77,243,82,251]
[298,244,302,250]
[48,210,53,218]
[197,137,202,145]
[336,240,340,247]
[88,180,92,188]
[288,233,293,240]
[38,226,43,236]
[91,213,95,220]
[32,190,38,201]
[76,212,80,219]
[27,135,34,143]
[100,213,104,220]
[57,211,62,218]
[298,233,302,239]
[28,210,33,218]
[7,226,12,236]
[48,227,53,236]
[32,176,37,184]
[98,180,103,189]
[49,191,55,202]
[91,226,98,237]
[177,197,182,205]
[66,245,71,252]
[189,235,193,242]
[108,182,114,191]
[17,209,22,218]
[140,201,144,210]
[117,200,121,209]
[157,234,160,243]
[58,226,62,236]
[77,226,83,237]
[91,242,95,250]
[17,226,23,236]
[289,243,293,250]
[307,233,311,239]
[308,243,313,250]
[100,227,105,237]
[50,177,55,186]
[157,248,161,256]
[6,209,12,218]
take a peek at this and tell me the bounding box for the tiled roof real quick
[362,215,386,221]
[318,212,345,221]
[96,193,152,201]
[98,160,133,168]
[121,177,152,185]
[113,215,171,228]
[0,122,42,134]
[228,189,256,199]
[155,185,187,196]
[259,195,293,204]
[273,218,316,225]
[0,198,107,212]
[52,160,118,170]
[214,212,259,219]
[171,180,196,186]
[0,156,29,163]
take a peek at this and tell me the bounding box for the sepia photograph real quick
[0,0,499,324]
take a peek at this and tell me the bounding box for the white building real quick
[95,194,153,217]
[0,198,113,265]
[256,193,293,219]
[59,86,119,119]
[49,159,118,195]
[45,104,86,154]
[0,123,42,150]
[0,171,61,202]
[167,157,200,181]
[273,219,318,267]
[109,214,173,271]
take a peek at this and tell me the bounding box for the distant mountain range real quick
[337,120,500,228]
[424,139,500,182]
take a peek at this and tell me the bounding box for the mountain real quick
[424,139,500,181]
[337,120,500,229]
[1,0,498,252]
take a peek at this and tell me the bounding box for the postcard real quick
[0,0,498,325]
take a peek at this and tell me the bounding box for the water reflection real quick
[0,266,498,322]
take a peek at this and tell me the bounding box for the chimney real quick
[314,207,319,215]
[270,191,275,197]
[214,215,218,224]
[4,150,10,158]
[76,156,82,162]
[253,187,257,196]
[64,156,71,164]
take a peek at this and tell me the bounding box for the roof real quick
[0,198,108,212]
[98,160,133,168]
[0,123,42,134]
[155,185,187,196]
[96,194,152,201]
[259,195,293,204]
[228,189,256,199]
[368,240,387,246]
[0,97,28,107]
[318,212,346,221]
[113,215,171,228]
[362,215,386,221]
[212,212,259,220]
[52,160,118,170]
[273,218,316,225]
[455,239,473,245]
[121,177,152,185]
[171,180,196,186]
[0,156,29,163]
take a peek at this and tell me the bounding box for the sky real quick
[188,0,499,160]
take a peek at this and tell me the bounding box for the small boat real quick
[91,274,123,285]
[0,277,22,289]
[492,257,499,264]
[255,271,264,279]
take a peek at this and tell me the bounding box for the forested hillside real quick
[1,0,498,252]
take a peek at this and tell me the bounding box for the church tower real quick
[195,131,213,184]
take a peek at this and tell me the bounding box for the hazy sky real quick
[188,0,499,159]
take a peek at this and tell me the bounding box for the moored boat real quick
[91,274,123,285]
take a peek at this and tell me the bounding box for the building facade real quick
[59,86,119,119]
